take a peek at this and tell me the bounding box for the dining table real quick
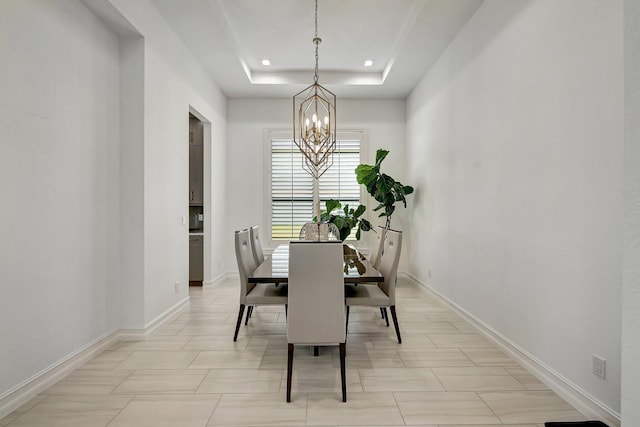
[249,242,384,284]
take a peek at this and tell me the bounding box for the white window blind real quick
[271,136,361,240]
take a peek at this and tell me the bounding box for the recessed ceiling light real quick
[261,59,271,66]
[364,60,373,67]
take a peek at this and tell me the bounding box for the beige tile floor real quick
[1,278,588,426]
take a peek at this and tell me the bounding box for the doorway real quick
[188,113,204,286]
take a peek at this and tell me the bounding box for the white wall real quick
[119,35,145,328]
[0,0,228,402]
[109,0,227,325]
[406,0,623,417]
[225,98,408,271]
[622,0,640,425]
[0,0,120,396]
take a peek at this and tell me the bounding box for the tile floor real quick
[1,278,588,426]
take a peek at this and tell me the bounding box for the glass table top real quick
[249,243,383,284]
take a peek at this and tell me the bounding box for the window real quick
[269,131,363,241]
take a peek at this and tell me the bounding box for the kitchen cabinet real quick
[189,116,203,206]
[189,235,203,283]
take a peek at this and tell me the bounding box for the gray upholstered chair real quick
[233,229,287,342]
[345,229,403,343]
[286,241,347,402]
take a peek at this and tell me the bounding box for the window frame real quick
[263,129,368,248]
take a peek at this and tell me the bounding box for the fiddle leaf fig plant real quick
[314,199,372,241]
[355,149,414,230]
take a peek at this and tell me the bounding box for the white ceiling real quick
[150,0,484,99]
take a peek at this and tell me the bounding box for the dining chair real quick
[286,240,347,402]
[249,225,265,265]
[368,226,387,321]
[368,226,385,268]
[233,229,288,342]
[245,225,266,323]
[345,229,403,343]
[299,222,340,241]
[367,225,389,326]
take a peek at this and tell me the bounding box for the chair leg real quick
[285,304,288,319]
[390,306,402,344]
[339,342,347,402]
[380,307,385,319]
[383,307,389,327]
[345,306,350,333]
[314,346,319,356]
[233,304,245,342]
[244,306,252,325]
[249,306,254,318]
[286,343,294,402]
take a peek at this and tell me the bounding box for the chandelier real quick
[293,0,336,180]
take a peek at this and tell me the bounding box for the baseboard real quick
[203,271,229,287]
[0,297,190,419]
[405,273,621,427]
[0,330,120,419]
[119,296,190,340]
[397,271,410,281]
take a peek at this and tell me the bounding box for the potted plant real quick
[355,149,414,231]
[314,199,373,241]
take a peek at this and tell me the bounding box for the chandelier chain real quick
[292,0,336,184]
[314,0,319,83]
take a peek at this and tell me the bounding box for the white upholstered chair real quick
[345,229,403,343]
[368,226,384,268]
[249,225,265,265]
[233,229,288,342]
[286,241,347,402]
[244,225,266,323]
[367,226,387,321]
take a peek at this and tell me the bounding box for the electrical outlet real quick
[174,282,180,294]
[593,355,606,379]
